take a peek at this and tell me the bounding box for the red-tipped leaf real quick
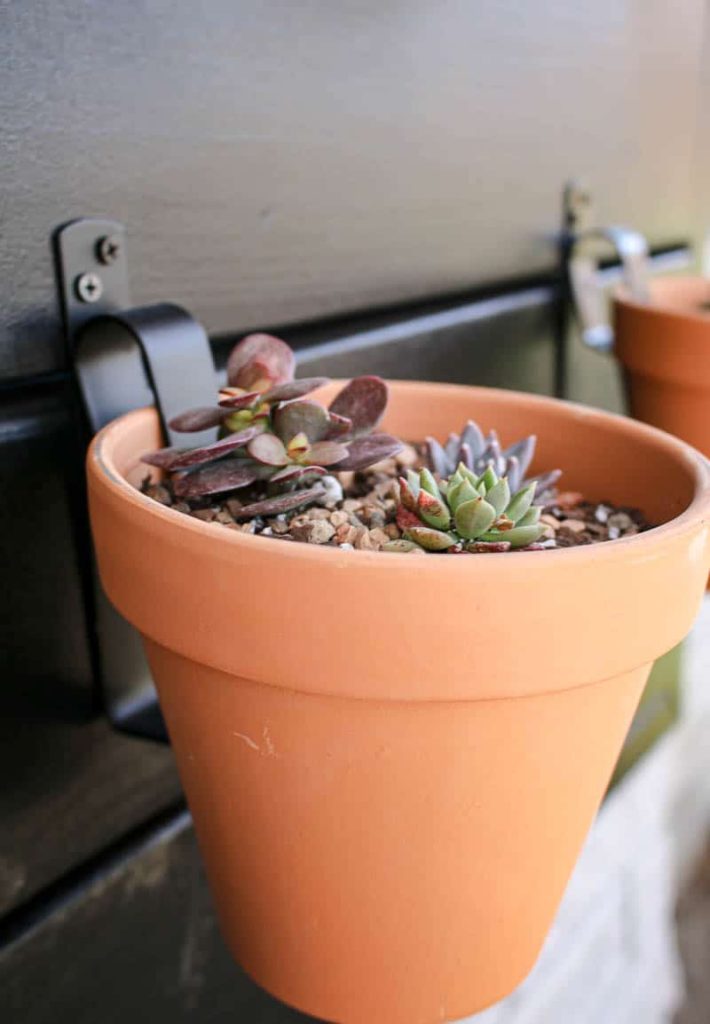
[396,505,422,531]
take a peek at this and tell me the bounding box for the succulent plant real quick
[391,464,546,553]
[425,420,561,502]
[141,333,403,511]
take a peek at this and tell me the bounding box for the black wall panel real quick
[1,1,707,380]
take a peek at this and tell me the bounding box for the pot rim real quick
[615,275,710,329]
[89,380,710,572]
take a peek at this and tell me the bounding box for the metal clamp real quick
[561,184,650,354]
[54,218,220,742]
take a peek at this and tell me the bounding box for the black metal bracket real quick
[54,218,220,743]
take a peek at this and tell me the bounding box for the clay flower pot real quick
[614,276,710,457]
[87,383,710,1024]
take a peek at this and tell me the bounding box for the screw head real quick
[96,234,121,265]
[75,272,104,303]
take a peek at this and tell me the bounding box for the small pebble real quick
[369,527,390,548]
[270,519,290,535]
[336,523,358,545]
[352,527,375,550]
[561,519,587,534]
[315,475,344,507]
[190,508,217,522]
[290,519,336,544]
[607,512,633,532]
[146,484,172,506]
[329,510,349,528]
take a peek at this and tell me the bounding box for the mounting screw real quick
[75,272,104,303]
[96,234,121,265]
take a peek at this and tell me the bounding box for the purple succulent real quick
[141,332,403,501]
[426,419,561,502]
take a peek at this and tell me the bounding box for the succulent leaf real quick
[172,461,259,498]
[454,496,497,539]
[227,333,295,390]
[477,465,497,493]
[141,446,190,470]
[269,465,328,483]
[485,476,511,517]
[505,481,537,524]
[261,377,329,403]
[505,436,536,479]
[334,433,403,471]
[328,376,388,436]
[382,539,422,553]
[303,441,350,467]
[425,437,449,478]
[480,524,543,548]
[167,427,261,470]
[404,526,456,551]
[446,477,479,513]
[398,476,419,513]
[274,400,330,444]
[168,407,227,432]
[247,433,290,466]
[416,488,451,530]
[325,411,353,438]
[396,504,424,531]
[460,420,485,459]
[419,467,441,499]
[217,389,261,410]
[516,506,542,527]
[233,485,326,518]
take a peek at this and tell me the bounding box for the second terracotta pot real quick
[614,275,710,457]
[87,383,710,1024]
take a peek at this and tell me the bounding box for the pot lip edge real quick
[615,275,710,329]
[88,381,710,571]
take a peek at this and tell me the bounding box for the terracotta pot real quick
[614,276,710,457]
[87,383,710,1024]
